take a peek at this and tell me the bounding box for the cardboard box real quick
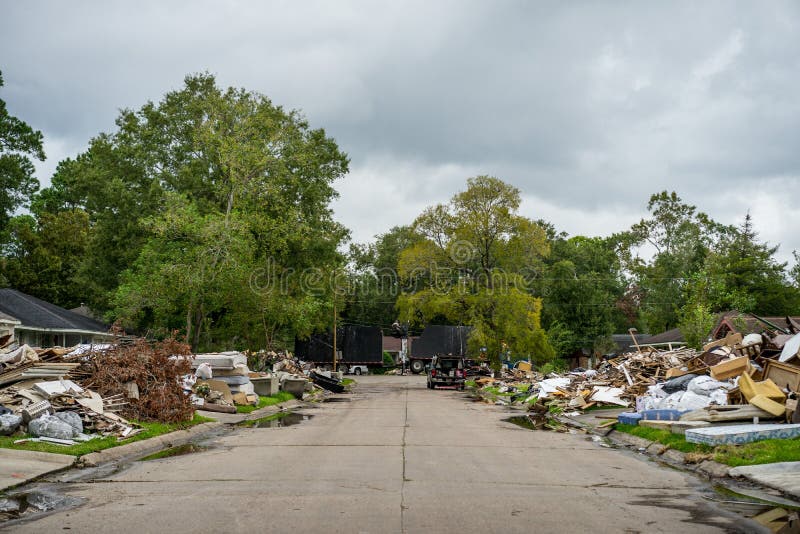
[709,356,751,381]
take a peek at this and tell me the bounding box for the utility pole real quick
[333,300,337,372]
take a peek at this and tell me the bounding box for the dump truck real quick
[295,325,383,370]
[408,325,470,374]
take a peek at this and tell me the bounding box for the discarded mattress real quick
[191,352,247,370]
[617,412,642,425]
[640,409,685,421]
[685,423,800,446]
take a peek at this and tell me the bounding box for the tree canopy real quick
[0,70,44,233]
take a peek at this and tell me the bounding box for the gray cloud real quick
[1,1,799,262]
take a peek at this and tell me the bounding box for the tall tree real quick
[396,176,554,371]
[684,213,800,316]
[343,225,424,329]
[537,235,627,357]
[38,73,349,350]
[618,191,730,333]
[0,210,90,307]
[0,70,44,234]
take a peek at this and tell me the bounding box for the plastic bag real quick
[0,413,22,436]
[676,390,711,411]
[195,363,213,379]
[687,375,730,396]
[53,411,83,435]
[27,415,75,439]
[657,391,685,410]
[661,374,698,394]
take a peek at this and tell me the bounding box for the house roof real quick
[0,289,108,333]
[640,327,685,346]
[0,311,20,325]
[611,333,650,353]
[713,311,800,338]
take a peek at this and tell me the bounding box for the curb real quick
[81,398,305,466]
[79,421,225,467]
[560,414,734,479]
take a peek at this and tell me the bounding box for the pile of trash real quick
[0,336,349,445]
[614,331,800,445]
[0,343,147,445]
[476,329,800,439]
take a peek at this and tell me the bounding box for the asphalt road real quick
[6,375,761,533]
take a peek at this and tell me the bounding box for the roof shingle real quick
[0,289,108,332]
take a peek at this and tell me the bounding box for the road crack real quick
[401,382,409,533]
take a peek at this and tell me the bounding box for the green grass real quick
[236,391,296,413]
[482,384,530,397]
[0,413,215,457]
[614,423,714,454]
[614,423,800,466]
[341,378,355,386]
[714,437,800,467]
[465,379,477,389]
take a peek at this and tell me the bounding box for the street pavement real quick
[4,375,763,533]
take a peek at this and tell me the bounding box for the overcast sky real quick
[2,1,799,264]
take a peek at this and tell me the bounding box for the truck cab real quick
[426,355,466,390]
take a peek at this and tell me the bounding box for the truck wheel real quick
[355,368,362,375]
[410,360,424,374]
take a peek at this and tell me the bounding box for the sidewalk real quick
[729,462,800,499]
[0,449,75,491]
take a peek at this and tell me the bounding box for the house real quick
[0,311,20,345]
[382,335,418,364]
[0,288,113,348]
[711,311,800,340]
[637,327,686,350]
[610,333,650,354]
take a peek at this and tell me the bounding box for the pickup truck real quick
[345,365,368,375]
[426,355,466,390]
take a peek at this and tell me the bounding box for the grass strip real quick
[235,391,295,413]
[614,423,800,466]
[0,413,215,457]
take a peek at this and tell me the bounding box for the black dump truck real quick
[295,325,383,370]
[408,325,471,374]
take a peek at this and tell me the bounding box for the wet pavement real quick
[1,375,790,533]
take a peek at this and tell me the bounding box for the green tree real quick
[36,73,349,350]
[687,213,800,315]
[343,225,423,329]
[0,210,90,307]
[537,235,627,357]
[0,70,44,233]
[618,191,730,333]
[678,302,716,349]
[396,176,554,372]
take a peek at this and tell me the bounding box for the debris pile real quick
[474,327,800,440]
[0,335,196,445]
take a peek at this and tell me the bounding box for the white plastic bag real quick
[195,362,213,379]
[687,375,730,396]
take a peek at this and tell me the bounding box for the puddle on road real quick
[322,397,351,403]
[139,443,208,461]
[0,488,83,523]
[505,415,537,430]
[238,412,314,428]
